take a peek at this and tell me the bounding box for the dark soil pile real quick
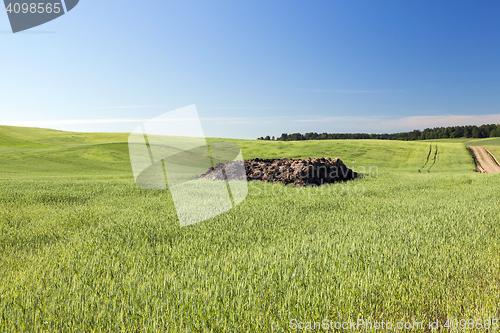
[199,157,359,186]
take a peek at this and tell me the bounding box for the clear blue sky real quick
[1,0,500,139]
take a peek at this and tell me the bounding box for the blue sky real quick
[1,0,500,139]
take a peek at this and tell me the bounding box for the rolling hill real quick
[0,126,499,331]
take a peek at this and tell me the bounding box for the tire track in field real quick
[469,146,500,173]
[485,147,500,166]
[427,144,438,172]
[419,144,432,172]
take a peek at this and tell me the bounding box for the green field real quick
[464,137,500,147]
[1,126,500,332]
[464,137,500,162]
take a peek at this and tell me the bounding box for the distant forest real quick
[258,124,500,141]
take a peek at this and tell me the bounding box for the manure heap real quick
[199,157,359,186]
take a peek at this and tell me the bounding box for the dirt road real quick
[469,146,500,174]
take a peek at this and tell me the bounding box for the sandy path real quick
[469,146,500,174]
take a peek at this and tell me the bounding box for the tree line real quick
[257,124,500,141]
